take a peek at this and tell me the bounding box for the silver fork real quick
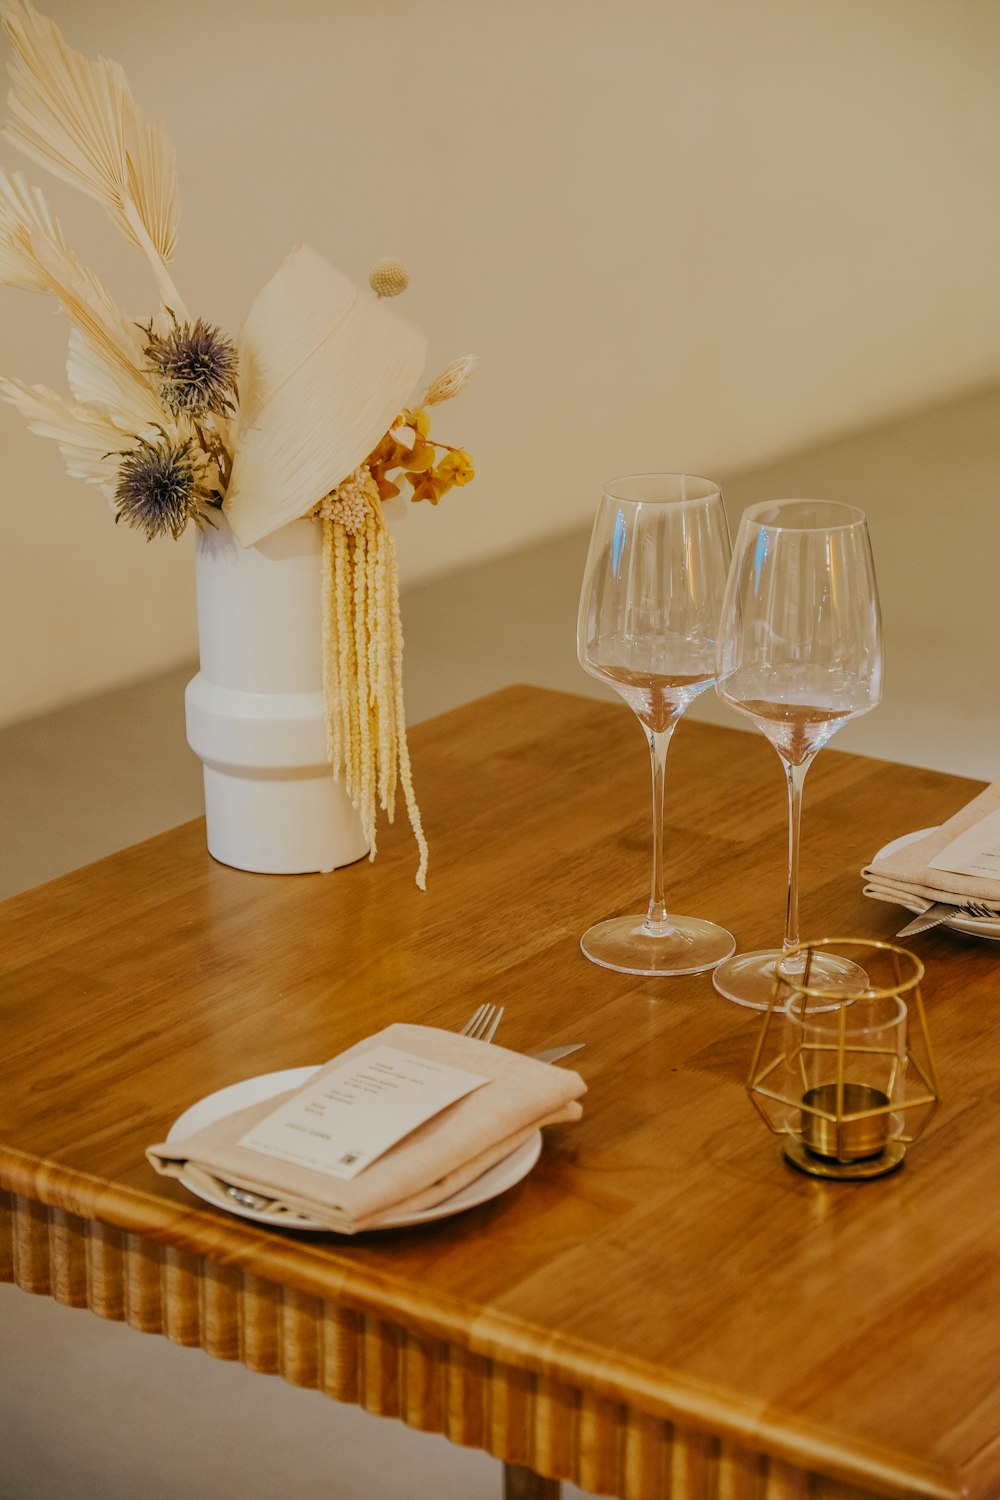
[458,1002,504,1042]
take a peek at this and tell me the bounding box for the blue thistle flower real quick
[142,315,238,418]
[114,436,210,541]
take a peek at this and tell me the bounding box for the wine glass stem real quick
[645,722,678,933]
[782,757,811,952]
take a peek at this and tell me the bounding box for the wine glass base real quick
[580,915,735,977]
[712,949,869,1010]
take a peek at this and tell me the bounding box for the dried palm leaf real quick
[65,324,162,431]
[0,164,61,289]
[31,229,151,392]
[121,103,180,276]
[1,0,184,310]
[0,167,163,426]
[0,375,146,497]
[224,244,427,547]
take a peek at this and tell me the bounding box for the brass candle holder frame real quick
[746,937,940,1180]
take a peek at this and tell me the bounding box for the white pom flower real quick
[368,257,409,298]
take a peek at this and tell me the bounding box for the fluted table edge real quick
[0,1162,960,1500]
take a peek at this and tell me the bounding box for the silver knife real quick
[529,1043,585,1064]
[896,902,961,937]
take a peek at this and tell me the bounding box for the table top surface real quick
[3,684,1000,1500]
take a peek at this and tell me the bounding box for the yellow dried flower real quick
[369,257,409,298]
[365,407,475,507]
[436,448,474,487]
[405,438,436,473]
[408,449,475,506]
[409,472,443,505]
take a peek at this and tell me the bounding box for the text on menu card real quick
[928,808,1000,881]
[239,1045,489,1181]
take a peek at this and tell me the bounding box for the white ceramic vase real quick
[184,513,369,874]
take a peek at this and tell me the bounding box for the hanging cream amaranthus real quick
[0,0,476,887]
[315,365,477,890]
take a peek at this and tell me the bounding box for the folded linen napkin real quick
[863,778,1000,914]
[147,1023,585,1233]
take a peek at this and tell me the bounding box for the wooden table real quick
[3,685,1000,1500]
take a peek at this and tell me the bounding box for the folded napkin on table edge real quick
[147,1023,586,1233]
[862,776,1000,913]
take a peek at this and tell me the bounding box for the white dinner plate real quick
[166,1067,543,1232]
[872,827,1000,942]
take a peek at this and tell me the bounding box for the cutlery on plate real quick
[225,1185,274,1211]
[529,1043,585,1064]
[896,903,961,937]
[459,1003,505,1041]
[459,1007,583,1063]
[896,900,1000,937]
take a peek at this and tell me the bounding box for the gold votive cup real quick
[801,1082,891,1161]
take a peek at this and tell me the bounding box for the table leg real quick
[502,1462,561,1499]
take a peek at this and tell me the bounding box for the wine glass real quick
[576,473,736,976]
[712,500,883,1009]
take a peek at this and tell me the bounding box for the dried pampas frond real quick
[1,0,184,309]
[224,244,427,547]
[422,353,478,407]
[0,375,143,496]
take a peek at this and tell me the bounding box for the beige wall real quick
[2,0,998,726]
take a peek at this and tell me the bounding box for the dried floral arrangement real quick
[0,0,477,888]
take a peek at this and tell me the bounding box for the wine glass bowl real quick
[577,473,736,976]
[712,499,883,1008]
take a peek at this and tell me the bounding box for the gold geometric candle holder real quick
[747,938,940,1179]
